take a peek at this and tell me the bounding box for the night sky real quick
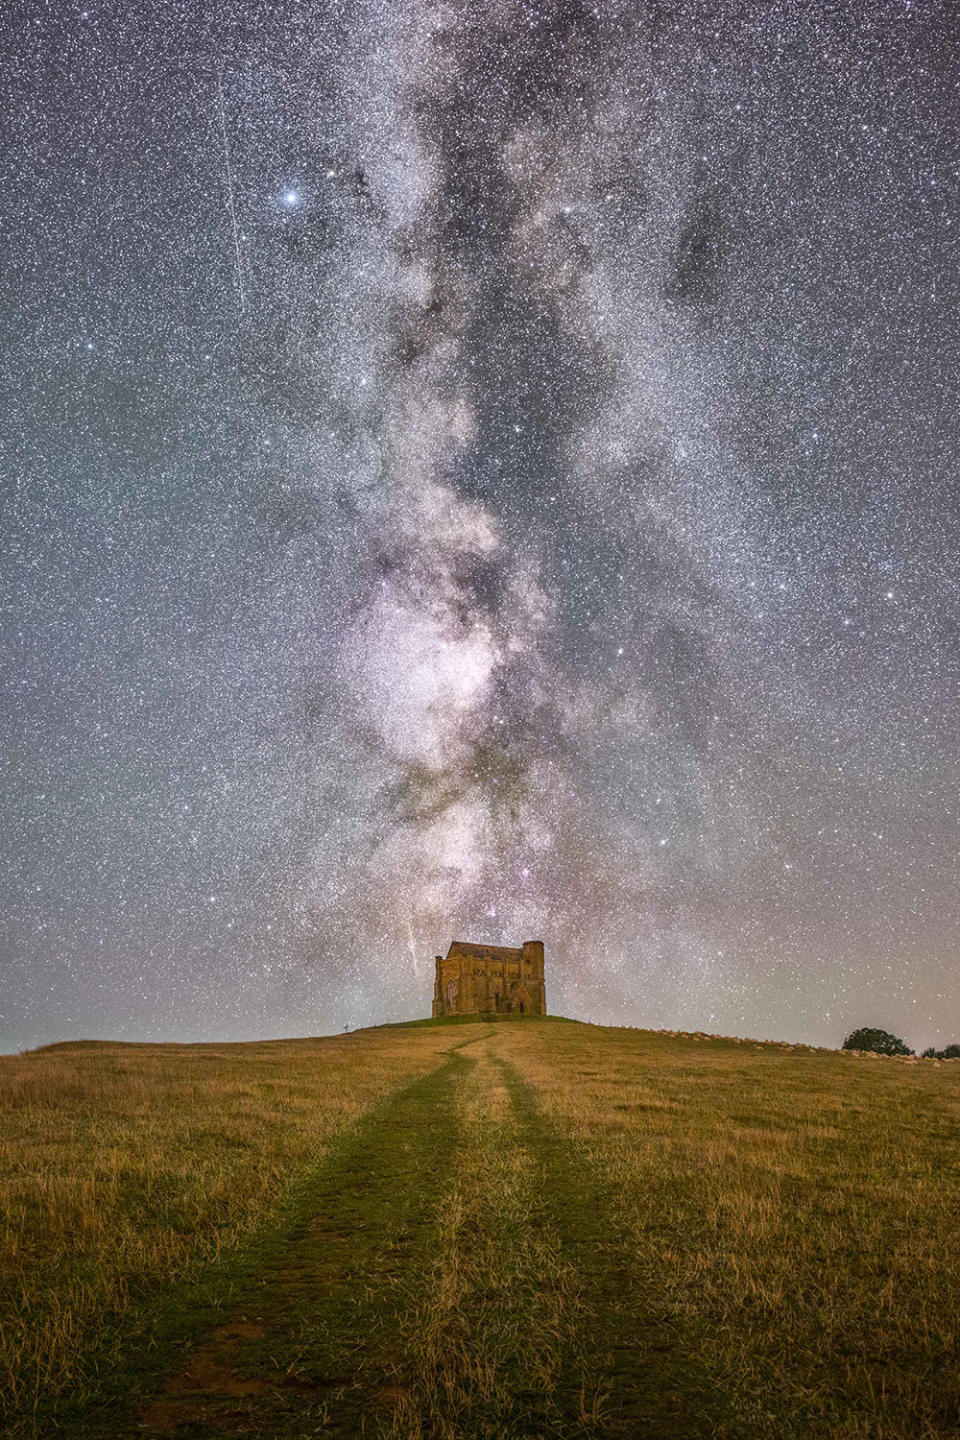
[3,1,958,1052]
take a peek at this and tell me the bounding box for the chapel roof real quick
[446,940,523,959]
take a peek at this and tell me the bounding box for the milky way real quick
[2,1,958,1051]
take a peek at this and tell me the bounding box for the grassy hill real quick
[2,1017,958,1438]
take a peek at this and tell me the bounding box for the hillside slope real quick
[2,1019,958,1438]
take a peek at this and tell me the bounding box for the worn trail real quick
[382,1035,734,1439]
[131,1034,483,1439]
[112,1026,734,1439]
[494,1054,740,1439]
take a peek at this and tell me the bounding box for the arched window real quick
[445,980,456,1008]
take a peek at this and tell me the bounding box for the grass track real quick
[129,1032,488,1438]
[1,1025,463,1432]
[6,1018,960,1438]
[494,1053,736,1439]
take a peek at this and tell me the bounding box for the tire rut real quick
[494,1053,745,1439]
[132,1035,487,1439]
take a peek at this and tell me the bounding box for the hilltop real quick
[2,1017,958,1438]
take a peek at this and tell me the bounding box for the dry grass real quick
[0,1027,455,1428]
[498,1024,960,1438]
[384,1037,599,1439]
[6,1018,960,1438]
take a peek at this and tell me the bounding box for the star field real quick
[2,0,958,1051]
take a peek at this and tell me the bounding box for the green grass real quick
[3,1019,959,1438]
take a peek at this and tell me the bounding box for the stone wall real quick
[432,940,546,1017]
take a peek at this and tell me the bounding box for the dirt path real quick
[124,1027,735,1440]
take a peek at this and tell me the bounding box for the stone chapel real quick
[432,939,547,1018]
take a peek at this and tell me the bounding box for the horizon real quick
[5,1008,931,1060]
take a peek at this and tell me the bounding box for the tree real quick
[920,1042,960,1060]
[842,1027,913,1056]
